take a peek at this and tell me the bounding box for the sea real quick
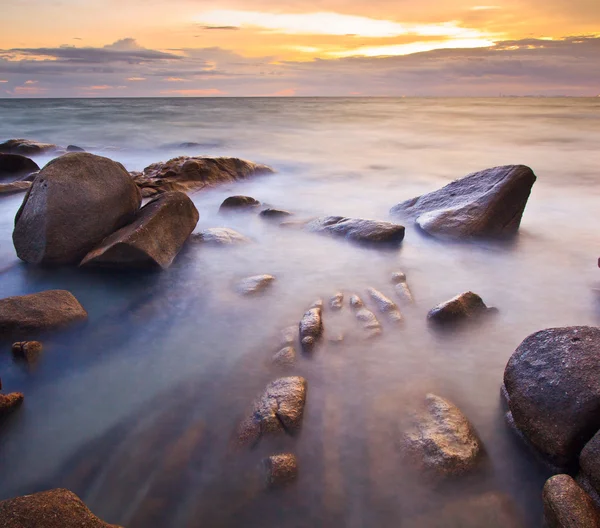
[0,97,599,527]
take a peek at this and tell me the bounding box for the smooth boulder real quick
[390,165,536,239]
[427,291,488,323]
[219,195,261,212]
[0,489,122,528]
[543,475,600,528]
[13,153,141,265]
[0,290,87,337]
[193,227,250,245]
[306,216,405,245]
[0,138,62,156]
[503,327,600,467]
[81,191,198,270]
[0,154,39,181]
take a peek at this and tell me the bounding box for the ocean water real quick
[0,97,599,527]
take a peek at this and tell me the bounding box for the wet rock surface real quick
[404,394,485,476]
[193,227,250,245]
[262,454,299,488]
[0,138,62,156]
[299,306,323,352]
[0,154,39,181]
[12,341,43,365]
[0,290,87,338]
[367,288,403,322]
[391,164,537,239]
[13,153,141,265]
[0,489,122,528]
[0,392,24,417]
[543,475,600,528]
[427,291,488,323]
[81,191,199,270]
[236,275,276,295]
[503,326,600,468]
[306,216,405,245]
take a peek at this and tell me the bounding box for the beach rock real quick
[0,138,62,156]
[390,165,536,239]
[350,295,382,338]
[349,295,364,309]
[12,341,43,365]
[0,181,31,196]
[306,216,405,245]
[0,488,122,527]
[392,271,414,302]
[67,145,85,152]
[238,377,307,447]
[219,195,261,212]
[193,227,250,245]
[0,154,39,180]
[236,275,275,295]
[260,208,292,219]
[299,306,323,353]
[543,475,600,528]
[262,454,298,488]
[133,157,273,195]
[273,346,296,367]
[427,291,488,323]
[280,326,297,346]
[13,153,141,265]
[367,288,403,322]
[81,191,198,270]
[330,292,344,311]
[503,326,600,468]
[0,290,87,338]
[404,394,485,476]
[581,431,600,496]
[0,392,24,416]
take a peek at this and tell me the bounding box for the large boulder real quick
[0,154,39,181]
[0,489,122,527]
[503,327,600,467]
[306,216,405,245]
[81,191,198,270]
[0,290,87,338]
[390,165,537,239]
[543,475,600,528]
[0,138,62,156]
[13,153,141,265]
[132,157,273,196]
[404,394,485,476]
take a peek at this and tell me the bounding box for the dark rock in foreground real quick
[404,394,485,476]
[13,153,141,265]
[0,138,62,156]
[503,326,600,468]
[220,195,261,212]
[299,306,323,352]
[543,475,600,528]
[263,454,299,488]
[81,191,198,270]
[0,290,87,338]
[0,154,39,180]
[0,489,122,527]
[0,181,31,196]
[427,291,488,323]
[12,341,43,365]
[391,165,536,239]
[132,157,273,196]
[0,392,24,416]
[306,216,405,245]
[238,377,307,447]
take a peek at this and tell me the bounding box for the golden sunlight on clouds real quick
[329,38,497,57]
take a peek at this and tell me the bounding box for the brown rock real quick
[81,191,198,270]
[220,195,261,212]
[0,181,31,196]
[299,306,323,353]
[543,475,600,528]
[0,488,122,527]
[260,208,292,219]
[192,228,250,245]
[392,271,414,302]
[262,454,299,488]
[0,392,24,416]
[12,341,43,365]
[0,154,39,180]
[329,292,344,311]
[236,275,275,295]
[273,346,296,366]
[581,430,600,496]
[306,216,405,245]
[427,291,488,323]
[0,138,62,156]
[367,287,403,322]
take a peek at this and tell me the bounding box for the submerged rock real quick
[299,306,323,353]
[0,392,24,416]
[427,291,488,323]
[390,165,536,239]
[0,489,122,528]
[219,195,261,212]
[81,191,198,270]
[273,346,296,367]
[13,153,141,265]
[238,377,307,447]
[260,208,292,219]
[280,326,298,346]
[236,275,275,295]
[306,216,405,245]
[349,295,364,309]
[0,138,62,156]
[262,454,299,488]
[503,326,600,468]
[404,394,485,476]
[350,295,382,339]
[329,292,344,311]
[12,341,43,365]
[0,181,31,196]
[392,271,414,302]
[367,288,403,322]
[0,154,39,180]
[193,227,250,245]
[133,157,273,195]
[0,290,87,338]
[543,475,600,528]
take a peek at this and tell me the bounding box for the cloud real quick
[201,26,240,31]
[24,79,37,84]
[164,77,189,82]
[270,88,296,96]
[127,77,146,81]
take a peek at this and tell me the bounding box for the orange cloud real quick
[24,79,37,85]
[271,88,296,96]
[164,77,188,82]
[13,85,47,95]
[127,76,146,81]
[159,88,226,96]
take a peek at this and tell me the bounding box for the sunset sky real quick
[1,0,599,97]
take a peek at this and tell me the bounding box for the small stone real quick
[349,295,364,309]
[263,454,298,488]
[329,292,344,311]
[328,333,344,344]
[12,341,43,365]
[219,195,260,212]
[280,326,297,346]
[391,272,407,284]
[236,275,275,295]
[310,299,324,309]
[367,288,403,322]
[299,306,323,353]
[392,271,414,302]
[273,346,296,366]
[427,291,488,323]
[543,474,600,528]
[0,392,24,416]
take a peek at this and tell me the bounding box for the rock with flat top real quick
[306,216,405,245]
[427,292,488,323]
[193,228,250,245]
[0,181,31,196]
[543,475,600,528]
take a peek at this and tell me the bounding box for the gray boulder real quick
[13,153,141,265]
[81,191,198,270]
[543,475,600,528]
[0,154,39,181]
[0,138,62,156]
[503,327,600,467]
[306,216,405,245]
[427,291,488,323]
[260,208,292,219]
[391,165,536,239]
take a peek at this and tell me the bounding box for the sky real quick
[1,0,599,97]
